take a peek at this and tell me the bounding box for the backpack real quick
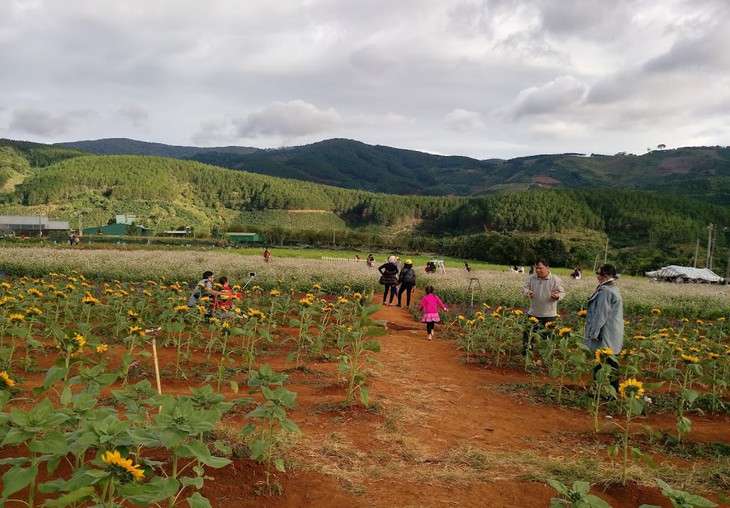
[402,268,416,285]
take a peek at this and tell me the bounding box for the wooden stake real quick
[151,337,162,395]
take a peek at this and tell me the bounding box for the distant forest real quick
[2,138,729,274]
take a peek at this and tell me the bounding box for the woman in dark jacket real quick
[378,255,400,306]
[397,259,416,308]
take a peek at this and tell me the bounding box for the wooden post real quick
[146,327,163,396]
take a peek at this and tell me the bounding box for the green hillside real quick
[52,137,730,204]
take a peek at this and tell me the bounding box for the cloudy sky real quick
[2,0,729,159]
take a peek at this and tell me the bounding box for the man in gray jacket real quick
[584,263,624,393]
[521,258,565,356]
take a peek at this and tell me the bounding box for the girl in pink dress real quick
[418,285,449,340]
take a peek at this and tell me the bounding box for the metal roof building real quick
[0,215,70,236]
[645,265,724,283]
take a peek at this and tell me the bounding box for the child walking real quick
[418,285,449,340]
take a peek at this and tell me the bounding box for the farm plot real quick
[0,267,728,507]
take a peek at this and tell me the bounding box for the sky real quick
[1,0,729,160]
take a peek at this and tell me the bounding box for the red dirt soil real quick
[4,296,729,507]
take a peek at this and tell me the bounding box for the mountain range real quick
[57,138,730,205]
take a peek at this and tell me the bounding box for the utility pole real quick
[706,224,715,270]
[603,237,609,264]
[78,211,84,236]
[693,239,699,267]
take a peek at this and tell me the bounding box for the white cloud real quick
[443,109,484,133]
[10,107,95,137]
[234,100,340,139]
[117,105,149,128]
[505,76,588,119]
[0,0,728,159]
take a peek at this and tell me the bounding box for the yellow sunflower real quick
[680,353,699,364]
[0,370,16,389]
[618,378,645,399]
[101,450,145,483]
[7,313,25,324]
[594,347,614,364]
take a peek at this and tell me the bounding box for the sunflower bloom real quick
[7,313,25,324]
[82,293,100,305]
[101,450,145,483]
[0,371,16,389]
[680,353,699,364]
[595,347,614,364]
[618,378,645,399]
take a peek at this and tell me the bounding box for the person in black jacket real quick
[378,255,400,306]
[397,259,417,308]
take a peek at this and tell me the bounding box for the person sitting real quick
[188,271,220,308]
[211,276,242,318]
[570,267,582,280]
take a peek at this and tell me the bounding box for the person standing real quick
[521,258,565,355]
[397,259,417,308]
[263,248,271,262]
[366,253,374,268]
[418,285,449,340]
[378,256,400,306]
[584,263,624,393]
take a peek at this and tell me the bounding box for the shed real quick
[645,265,724,283]
[227,232,264,244]
[0,215,70,237]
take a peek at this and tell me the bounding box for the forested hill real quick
[58,138,259,159]
[54,138,730,204]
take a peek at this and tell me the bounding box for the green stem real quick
[175,331,183,380]
[168,453,178,508]
[622,410,631,485]
[106,477,115,508]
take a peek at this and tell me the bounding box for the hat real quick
[406,259,412,264]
